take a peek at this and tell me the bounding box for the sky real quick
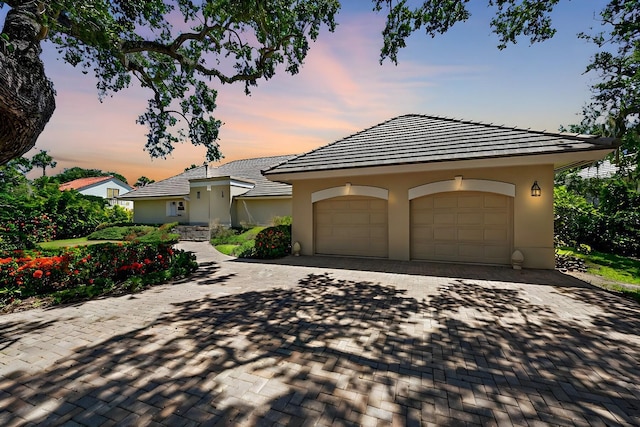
[4,1,610,185]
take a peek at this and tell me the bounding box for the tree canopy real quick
[0,1,637,166]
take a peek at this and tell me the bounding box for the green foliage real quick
[0,242,198,309]
[271,215,293,226]
[554,185,599,248]
[210,226,265,246]
[134,176,154,187]
[52,166,128,185]
[30,150,56,177]
[254,225,292,259]
[88,226,154,240]
[554,177,640,257]
[88,223,178,244]
[557,247,640,286]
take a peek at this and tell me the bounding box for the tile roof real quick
[120,155,295,199]
[59,176,115,191]
[264,114,617,175]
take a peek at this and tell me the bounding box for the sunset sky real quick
[7,1,609,185]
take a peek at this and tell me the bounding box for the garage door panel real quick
[413,212,434,224]
[458,195,483,208]
[434,213,455,225]
[484,212,507,225]
[434,244,457,257]
[315,196,388,258]
[458,213,482,225]
[458,228,484,241]
[433,227,456,240]
[484,228,508,241]
[412,226,433,240]
[434,196,457,209]
[413,197,433,209]
[484,195,508,208]
[411,191,512,265]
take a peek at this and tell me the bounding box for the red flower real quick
[88,279,94,284]
[33,270,44,279]
[144,258,152,265]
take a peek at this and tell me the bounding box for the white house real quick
[59,176,134,210]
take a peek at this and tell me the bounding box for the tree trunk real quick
[0,3,55,165]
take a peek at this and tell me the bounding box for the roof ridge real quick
[407,113,613,141]
[263,117,405,175]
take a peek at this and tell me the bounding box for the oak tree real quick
[0,1,636,167]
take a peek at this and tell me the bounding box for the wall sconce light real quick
[221,190,224,198]
[345,182,351,195]
[531,181,541,197]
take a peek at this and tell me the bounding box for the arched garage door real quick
[411,192,512,265]
[314,196,388,257]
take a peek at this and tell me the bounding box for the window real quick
[107,188,120,198]
[197,191,201,199]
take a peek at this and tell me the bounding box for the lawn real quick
[558,247,640,302]
[38,238,119,249]
[211,226,265,256]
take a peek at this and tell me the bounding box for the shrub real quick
[254,225,291,259]
[0,242,197,308]
[271,215,292,226]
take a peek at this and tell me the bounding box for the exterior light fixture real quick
[531,181,541,197]
[345,182,351,195]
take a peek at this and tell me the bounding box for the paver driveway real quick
[1,242,639,426]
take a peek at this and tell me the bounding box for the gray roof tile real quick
[264,114,617,175]
[120,155,294,199]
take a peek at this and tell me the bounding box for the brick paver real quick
[1,242,639,426]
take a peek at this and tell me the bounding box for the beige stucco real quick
[234,198,292,226]
[132,198,189,224]
[288,164,554,269]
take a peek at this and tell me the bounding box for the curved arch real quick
[312,185,388,203]
[409,179,515,200]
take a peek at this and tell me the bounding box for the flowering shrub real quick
[0,214,57,251]
[254,225,291,259]
[0,242,197,307]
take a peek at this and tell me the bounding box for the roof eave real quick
[265,148,616,182]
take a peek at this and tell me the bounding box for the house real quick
[118,155,293,227]
[59,176,133,210]
[264,114,617,269]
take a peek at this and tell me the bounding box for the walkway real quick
[1,242,639,426]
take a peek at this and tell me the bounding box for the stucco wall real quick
[289,164,554,269]
[234,198,292,226]
[133,199,189,224]
[189,188,210,225]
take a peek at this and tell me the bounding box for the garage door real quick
[315,196,388,257]
[411,192,512,265]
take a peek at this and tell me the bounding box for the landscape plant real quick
[0,242,197,310]
[254,225,292,259]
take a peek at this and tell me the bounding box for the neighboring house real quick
[59,176,133,210]
[264,114,617,269]
[118,155,294,227]
[576,159,620,180]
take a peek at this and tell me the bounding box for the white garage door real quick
[314,196,388,257]
[411,192,512,265]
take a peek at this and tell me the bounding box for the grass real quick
[37,223,179,249]
[557,247,640,285]
[215,244,240,255]
[558,247,640,303]
[211,226,264,256]
[37,238,118,249]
